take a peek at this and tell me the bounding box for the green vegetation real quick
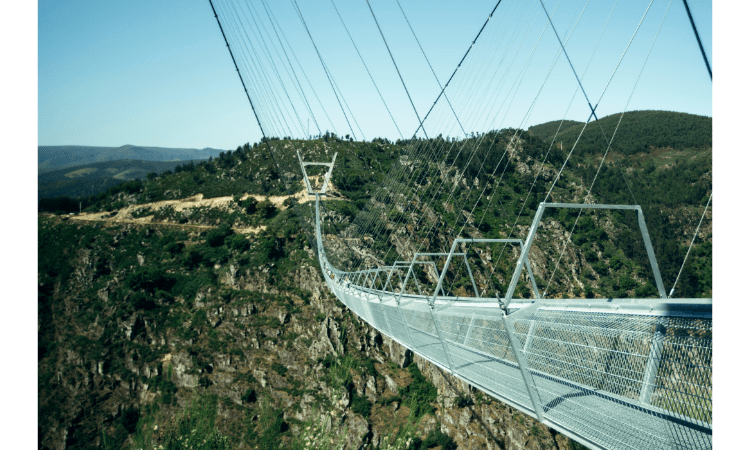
[351,392,373,418]
[38,110,711,449]
[408,427,458,450]
[378,362,438,420]
[129,393,230,450]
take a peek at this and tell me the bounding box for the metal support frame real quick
[397,254,453,305]
[505,203,667,306]
[502,311,546,422]
[306,148,710,446]
[397,253,461,373]
[523,320,537,354]
[434,238,540,310]
[462,313,477,345]
[639,319,666,404]
[398,260,443,297]
[297,151,337,195]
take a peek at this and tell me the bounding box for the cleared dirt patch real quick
[64,167,98,178]
[70,185,345,233]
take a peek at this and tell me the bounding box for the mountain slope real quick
[546,110,711,156]
[38,112,711,449]
[527,119,582,141]
[38,159,204,200]
[38,145,227,174]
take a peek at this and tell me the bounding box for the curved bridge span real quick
[308,163,711,450]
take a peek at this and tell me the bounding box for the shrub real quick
[165,241,184,255]
[131,292,157,311]
[271,362,288,376]
[227,234,250,252]
[454,393,474,408]
[242,388,257,404]
[127,267,176,294]
[243,197,258,214]
[420,427,457,450]
[351,392,372,418]
[184,247,204,268]
[206,224,233,247]
[258,200,277,219]
[400,363,437,419]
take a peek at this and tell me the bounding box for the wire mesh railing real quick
[307,152,712,449]
[327,277,712,450]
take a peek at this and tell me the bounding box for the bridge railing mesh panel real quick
[330,282,711,450]
[434,309,536,411]
[510,308,712,450]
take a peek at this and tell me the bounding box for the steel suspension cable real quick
[222,0,298,138]
[345,0,507,249]
[291,0,357,140]
[232,0,306,137]
[544,0,655,203]
[217,2,290,137]
[538,0,600,121]
[258,0,322,136]
[668,192,711,298]
[263,2,340,135]
[209,0,316,252]
[329,0,404,139]
[456,0,590,236]
[542,0,673,298]
[394,0,467,137]
[681,0,712,80]
[483,0,618,273]
[365,0,428,138]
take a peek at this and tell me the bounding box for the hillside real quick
[38,145,227,174]
[527,119,582,141]
[542,110,711,157]
[38,112,711,450]
[38,159,207,200]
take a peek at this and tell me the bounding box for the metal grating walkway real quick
[305,159,712,450]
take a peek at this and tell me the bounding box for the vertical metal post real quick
[412,269,424,296]
[523,248,541,299]
[502,312,545,422]
[430,262,446,296]
[382,267,397,297]
[505,204,546,305]
[431,240,459,307]
[397,254,418,305]
[637,207,667,298]
[462,313,477,346]
[639,321,666,404]
[395,255,419,349]
[425,244,459,374]
[462,254,480,297]
[429,303,456,374]
[523,320,537,354]
[376,292,394,337]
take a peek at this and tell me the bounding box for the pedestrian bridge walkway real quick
[313,193,712,450]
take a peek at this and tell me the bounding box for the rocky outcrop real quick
[39,217,582,450]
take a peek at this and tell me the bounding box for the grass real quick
[288,410,348,450]
[129,393,230,450]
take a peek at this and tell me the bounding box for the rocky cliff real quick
[38,212,582,450]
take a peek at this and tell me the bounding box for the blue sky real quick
[38,0,711,149]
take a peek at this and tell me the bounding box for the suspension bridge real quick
[207,0,712,448]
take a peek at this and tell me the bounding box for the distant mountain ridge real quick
[38,144,228,174]
[38,159,201,200]
[527,110,711,155]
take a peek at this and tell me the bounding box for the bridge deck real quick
[327,281,711,450]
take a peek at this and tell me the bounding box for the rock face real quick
[38,216,581,450]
